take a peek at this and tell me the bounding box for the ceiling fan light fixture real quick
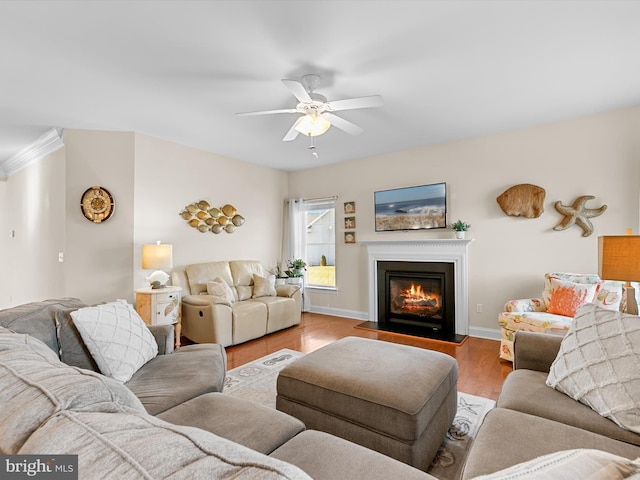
[294,114,331,137]
[238,75,382,143]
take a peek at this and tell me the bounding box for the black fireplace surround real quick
[369,260,463,342]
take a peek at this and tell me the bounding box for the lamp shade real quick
[142,243,173,270]
[598,236,640,282]
[294,114,331,137]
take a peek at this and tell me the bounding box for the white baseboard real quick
[468,326,501,340]
[307,306,502,341]
[307,305,369,321]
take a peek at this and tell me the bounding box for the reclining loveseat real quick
[172,260,302,346]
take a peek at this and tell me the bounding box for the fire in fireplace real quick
[376,260,456,340]
[390,278,442,319]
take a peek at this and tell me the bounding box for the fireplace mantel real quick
[363,240,472,335]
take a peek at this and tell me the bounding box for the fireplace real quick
[363,240,471,343]
[377,261,455,338]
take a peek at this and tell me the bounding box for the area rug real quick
[224,349,306,407]
[224,349,495,480]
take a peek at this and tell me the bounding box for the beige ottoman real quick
[276,336,458,471]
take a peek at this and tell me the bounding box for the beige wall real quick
[0,180,5,302]
[0,180,4,308]
[132,133,289,288]
[63,129,136,305]
[289,107,640,337]
[0,148,67,307]
[0,130,289,309]
[1,108,638,339]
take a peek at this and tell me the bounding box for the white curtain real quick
[287,198,309,311]
[288,199,305,262]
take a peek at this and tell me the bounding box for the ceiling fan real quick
[237,74,383,142]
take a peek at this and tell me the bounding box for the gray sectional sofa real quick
[0,299,432,480]
[461,330,640,478]
[2,299,639,479]
[0,298,227,415]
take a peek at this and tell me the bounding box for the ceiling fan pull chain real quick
[308,135,319,159]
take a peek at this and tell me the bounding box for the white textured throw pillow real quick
[206,277,236,306]
[252,273,277,298]
[71,300,158,382]
[472,449,640,480]
[546,304,640,434]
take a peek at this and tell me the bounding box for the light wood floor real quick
[213,312,513,401]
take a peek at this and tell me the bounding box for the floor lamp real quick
[598,235,640,315]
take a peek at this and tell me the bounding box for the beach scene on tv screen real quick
[375,183,446,231]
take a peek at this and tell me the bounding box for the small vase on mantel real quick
[455,231,465,239]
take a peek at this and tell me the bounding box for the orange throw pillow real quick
[546,277,600,317]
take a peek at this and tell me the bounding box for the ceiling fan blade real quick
[282,79,312,103]
[283,118,302,142]
[236,108,297,116]
[327,95,384,112]
[322,112,364,136]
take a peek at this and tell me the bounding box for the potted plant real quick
[270,263,288,285]
[451,220,471,239]
[286,259,307,277]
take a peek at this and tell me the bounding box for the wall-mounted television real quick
[374,182,447,232]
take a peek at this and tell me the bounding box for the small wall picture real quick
[344,216,356,229]
[344,231,356,244]
[344,201,356,214]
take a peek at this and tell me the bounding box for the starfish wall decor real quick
[553,195,607,237]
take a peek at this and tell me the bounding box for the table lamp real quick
[598,235,640,315]
[142,241,173,288]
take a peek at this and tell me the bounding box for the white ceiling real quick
[1,1,639,173]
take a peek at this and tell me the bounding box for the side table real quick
[135,286,182,348]
[286,276,305,312]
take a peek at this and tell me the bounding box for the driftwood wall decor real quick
[553,195,607,237]
[496,184,546,218]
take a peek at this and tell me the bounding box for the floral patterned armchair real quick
[498,272,625,362]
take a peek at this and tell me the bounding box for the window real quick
[289,197,336,289]
[305,199,335,288]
